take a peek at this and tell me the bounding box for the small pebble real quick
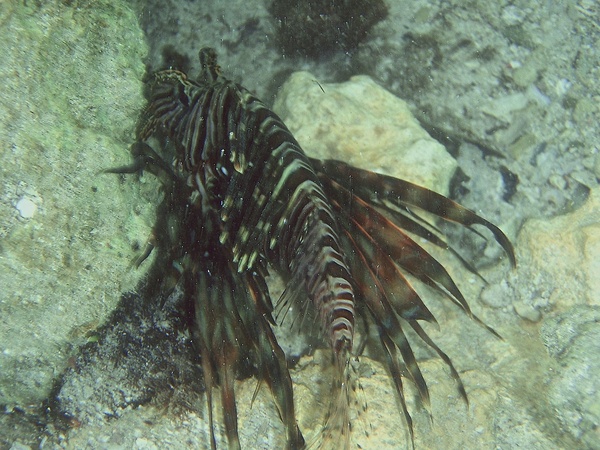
[513,301,542,322]
[134,437,159,450]
[16,197,37,219]
[480,281,511,308]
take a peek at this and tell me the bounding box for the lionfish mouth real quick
[108,47,515,449]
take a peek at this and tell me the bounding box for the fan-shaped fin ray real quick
[380,205,488,282]
[337,206,437,324]
[342,228,432,411]
[311,158,516,267]
[308,157,515,447]
[254,319,305,449]
[191,258,241,449]
[218,349,241,450]
[189,240,303,449]
[408,321,468,406]
[320,175,474,316]
[380,331,416,450]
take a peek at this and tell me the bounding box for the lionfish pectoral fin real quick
[191,256,246,450]
[310,157,514,446]
[383,206,489,283]
[340,225,432,410]
[201,353,218,450]
[331,175,498,328]
[254,324,305,449]
[379,331,416,449]
[233,263,305,449]
[344,215,438,325]
[224,286,305,449]
[311,158,516,268]
[322,175,464,320]
[408,321,469,407]
[250,379,263,408]
[218,352,242,450]
[104,142,179,185]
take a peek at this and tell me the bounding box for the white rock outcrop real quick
[273,72,457,195]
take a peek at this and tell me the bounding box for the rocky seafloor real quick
[1,0,598,448]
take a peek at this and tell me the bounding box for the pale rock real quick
[273,72,457,195]
[15,197,38,219]
[517,188,600,446]
[516,186,600,312]
[513,300,542,322]
[481,92,529,123]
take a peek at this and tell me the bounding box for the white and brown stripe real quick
[141,48,357,361]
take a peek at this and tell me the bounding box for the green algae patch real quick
[0,1,154,407]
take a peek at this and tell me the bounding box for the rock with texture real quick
[0,1,150,408]
[517,188,600,447]
[541,306,600,448]
[515,187,600,316]
[273,71,457,195]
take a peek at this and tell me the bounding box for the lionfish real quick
[111,48,515,449]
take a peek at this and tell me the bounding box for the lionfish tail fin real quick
[307,350,356,450]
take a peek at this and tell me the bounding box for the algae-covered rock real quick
[0,1,151,407]
[541,306,600,448]
[273,72,457,195]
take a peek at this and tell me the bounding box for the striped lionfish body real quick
[120,48,515,449]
